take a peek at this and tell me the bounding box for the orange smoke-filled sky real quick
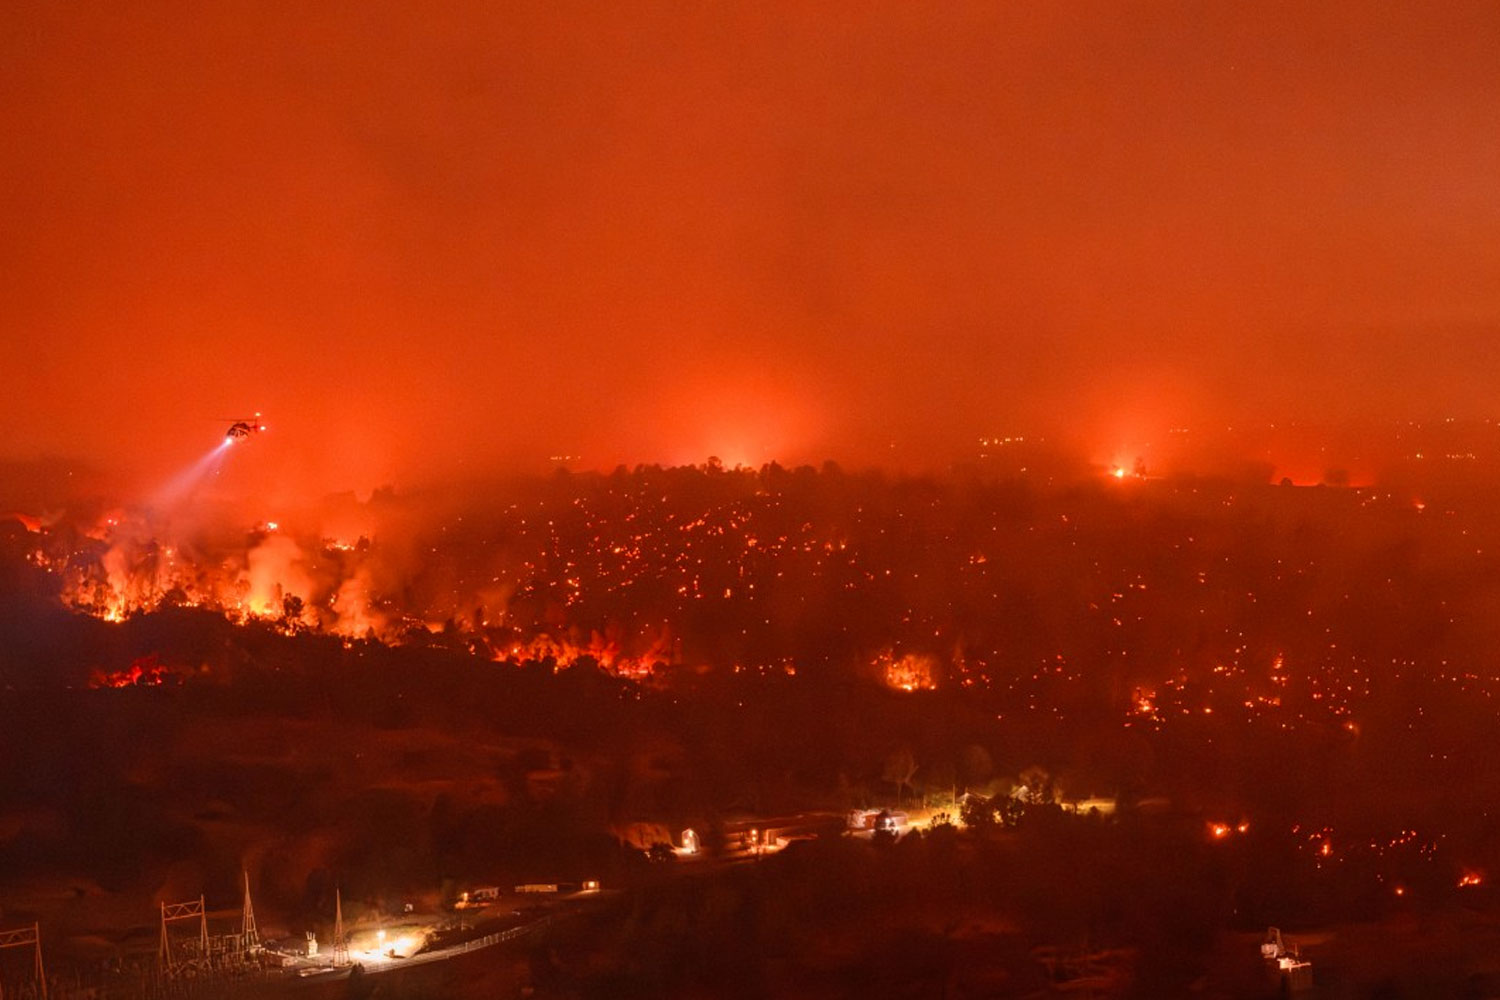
[3,2,1497,496]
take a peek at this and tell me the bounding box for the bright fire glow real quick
[1208,819,1250,841]
[91,653,172,688]
[492,629,674,680]
[56,510,675,680]
[879,650,937,692]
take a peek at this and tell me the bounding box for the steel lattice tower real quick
[332,888,349,966]
[0,923,47,1000]
[157,897,209,975]
[240,870,260,955]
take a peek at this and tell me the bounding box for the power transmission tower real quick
[158,897,209,976]
[332,888,349,966]
[240,870,260,956]
[0,922,47,1000]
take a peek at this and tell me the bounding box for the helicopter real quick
[223,413,267,440]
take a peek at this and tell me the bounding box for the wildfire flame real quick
[489,629,673,680]
[879,650,937,692]
[52,511,675,681]
[91,652,172,688]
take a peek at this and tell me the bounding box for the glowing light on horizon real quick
[1208,820,1249,840]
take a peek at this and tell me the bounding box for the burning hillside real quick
[58,517,384,635]
[42,501,681,681]
[13,458,1500,732]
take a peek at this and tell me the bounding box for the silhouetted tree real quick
[883,748,918,808]
[960,794,997,831]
